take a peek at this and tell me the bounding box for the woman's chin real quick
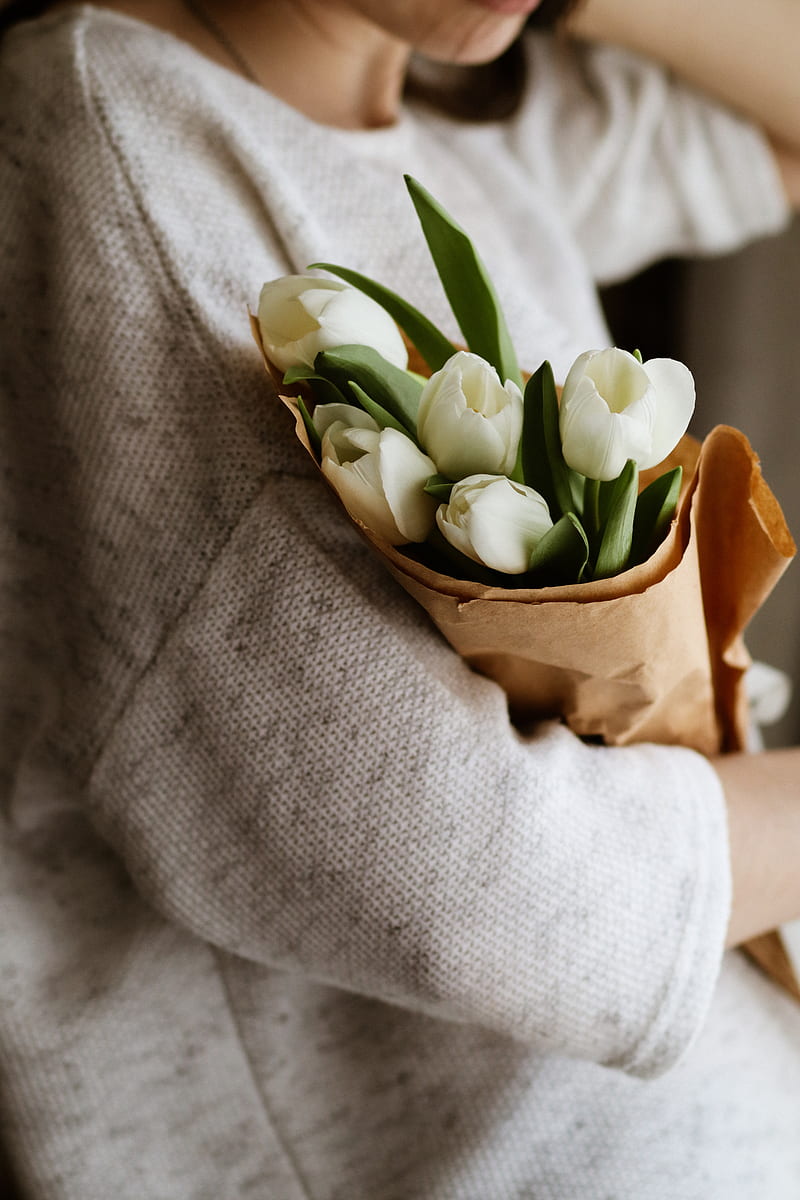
[425,12,528,65]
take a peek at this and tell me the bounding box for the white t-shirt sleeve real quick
[506,35,790,283]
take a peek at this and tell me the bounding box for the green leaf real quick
[598,477,620,527]
[296,397,322,458]
[314,345,422,436]
[423,474,454,501]
[308,261,456,372]
[528,512,590,585]
[404,175,522,390]
[520,361,577,520]
[283,364,316,385]
[348,381,410,437]
[631,466,683,565]
[568,470,585,513]
[583,478,601,539]
[281,365,349,408]
[593,459,638,579]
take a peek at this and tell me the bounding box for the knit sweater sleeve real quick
[2,11,731,1081]
[499,34,790,284]
[89,475,733,1079]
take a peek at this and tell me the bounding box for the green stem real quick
[584,478,601,539]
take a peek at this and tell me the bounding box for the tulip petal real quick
[257,273,408,372]
[322,422,381,468]
[437,475,552,574]
[296,286,344,323]
[377,429,438,542]
[313,403,379,438]
[436,508,478,561]
[560,378,633,481]
[584,348,650,414]
[258,276,346,370]
[260,274,342,307]
[322,457,404,543]
[344,426,382,455]
[467,480,552,574]
[640,358,696,469]
[309,260,458,372]
[418,352,522,479]
[316,289,408,369]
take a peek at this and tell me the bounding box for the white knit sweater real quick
[1,7,799,1198]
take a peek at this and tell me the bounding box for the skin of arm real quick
[569,0,800,206]
[714,749,800,947]
[769,138,800,209]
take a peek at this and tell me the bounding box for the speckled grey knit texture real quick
[1,7,799,1198]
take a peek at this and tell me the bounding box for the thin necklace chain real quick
[182,0,258,83]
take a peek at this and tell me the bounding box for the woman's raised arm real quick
[570,0,800,202]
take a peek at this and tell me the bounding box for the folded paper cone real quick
[251,313,800,1002]
[370,441,713,751]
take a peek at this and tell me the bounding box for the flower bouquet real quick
[251,176,798,1000]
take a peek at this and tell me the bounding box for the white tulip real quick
[312,402,377,439]
[437,474,553,575]
[417,351,523,480]
[258,275,408,373]
[321,417,437,545]
[559,348,695,482]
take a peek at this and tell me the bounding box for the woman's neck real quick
[85,0,411,129]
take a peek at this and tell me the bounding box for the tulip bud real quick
[321,417,437,545]
[417,351,523,480]
[258,275,408,373]
[559,348,695,482]
[312,402,377,439]
[437,474,553,575]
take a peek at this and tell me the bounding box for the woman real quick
[1,1,800,1196]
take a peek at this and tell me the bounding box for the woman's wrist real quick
[713,747,800,947]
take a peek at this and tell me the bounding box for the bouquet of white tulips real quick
[253,174,795,739]
[251,175,800,1001]
[257,179,699,590]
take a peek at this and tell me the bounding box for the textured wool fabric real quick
[1,6,800,1198]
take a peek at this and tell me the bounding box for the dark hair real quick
[406,0,585,122]
[527,0,584,29]
[0,0,54,33]
[405,42,528,124]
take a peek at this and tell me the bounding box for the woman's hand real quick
[713,748,800,947]
[569,0,800,171]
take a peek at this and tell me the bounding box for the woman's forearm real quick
[713,748,800,947]
[570,0,800,155]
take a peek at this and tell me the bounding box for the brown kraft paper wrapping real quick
[252,314,800,1002]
